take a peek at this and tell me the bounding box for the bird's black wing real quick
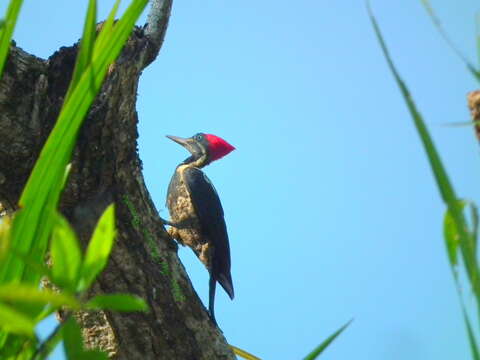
[183,167,234,300]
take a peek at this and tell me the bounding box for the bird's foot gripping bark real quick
[161,217,191,229]
[162,219,187,248]
[159,217,175,227]
[163,221,178,239]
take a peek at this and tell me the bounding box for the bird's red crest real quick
[205,134,235,161]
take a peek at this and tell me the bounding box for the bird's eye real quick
[195,134,203,141]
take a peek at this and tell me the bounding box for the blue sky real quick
[3,0,480,359]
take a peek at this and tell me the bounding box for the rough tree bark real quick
[0,1,235,359]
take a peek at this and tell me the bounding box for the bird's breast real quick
[166,166,211,267]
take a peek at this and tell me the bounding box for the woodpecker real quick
[165,133,235,325]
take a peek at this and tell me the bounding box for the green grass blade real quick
[16,0,146,209]
[463,304,480,360]
[15,0,146,212]
[22,180,65,284]
[79,205,115,291]
[420,0,480,82]
[0,0,24,77]
[470,202,479,249]
[0,1,147,354]
[367,1,480,302]
[90,0,147,85]
[303,320,352,360]
[450,270,480,360]
[0,0,147,286]
[85,294,148,312]
[25,165,71,285]
[0,160,69,284]
[64,0,97,102]
[92,0,120,56]
[368,4,455,203]
[444,202,465,270]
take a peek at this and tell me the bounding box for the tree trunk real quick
[0,1,235,359]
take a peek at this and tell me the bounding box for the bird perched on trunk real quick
[164,133,235,325]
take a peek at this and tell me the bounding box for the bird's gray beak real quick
[166,135,190,148]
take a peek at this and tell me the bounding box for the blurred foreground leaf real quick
[0,215,11,261]
[0,0,24,76]
[86,294,148,312]
[0,303,35,336]
[0,0,148,355]
[51,214,82,291]
[369,2,480,358]
[63,317,108,360]
[0,284,80,309]
[65,0,97,102]
[367,0,480,301]
[63,317,85,360]
[79,204,115,291]
[303,320,352,360]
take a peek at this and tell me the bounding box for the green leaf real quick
[303,319,352,360]
[0,0,24,77]
[63,317,85,360]
[85,294,148,312]
[0,283,80,309]
[0,302,35,336]
[51,214,82,291]
[79,205,115,291]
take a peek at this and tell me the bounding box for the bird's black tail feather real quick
[217,272,234,300]
[209,272,234,326]
[208,275,218,325]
